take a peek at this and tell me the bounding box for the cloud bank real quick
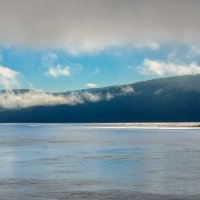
[0,85,135,109]
[0,0,200,53]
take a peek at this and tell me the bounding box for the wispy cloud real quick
[127,65,135,70]
[139,59,200,76]
[0,65,20,89]
[186,44,200,60]
[41,53,58,67]
[120,85,135,95]
[89,68,100,76]
[167,49,178,61]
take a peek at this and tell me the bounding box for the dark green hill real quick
[1,75,200,122]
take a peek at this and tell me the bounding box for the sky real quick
[0,0,200,92]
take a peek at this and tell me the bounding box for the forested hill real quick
[0,75,200,122]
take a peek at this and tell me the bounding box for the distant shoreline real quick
[0,122,200,129]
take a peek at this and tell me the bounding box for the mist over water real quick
[0,123,200,199]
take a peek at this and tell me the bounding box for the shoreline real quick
[1,122,200,129]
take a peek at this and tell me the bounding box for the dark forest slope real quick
[1,75,200,122]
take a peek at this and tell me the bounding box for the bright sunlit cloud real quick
[140,59,200,76]
[86,83,97,88]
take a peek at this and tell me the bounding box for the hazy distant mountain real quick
[1,75,200,122]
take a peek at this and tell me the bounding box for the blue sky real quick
[1,43,200,92]
[0,0,200,92]
[0,44,162,91]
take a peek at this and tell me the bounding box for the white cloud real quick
[82,92,100,102]
[0,66,20,89]
[120,85,135,95]
[86,83,97,88]
[139,59,200,76]
[105,93,113,101]
[46,65,71,78]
